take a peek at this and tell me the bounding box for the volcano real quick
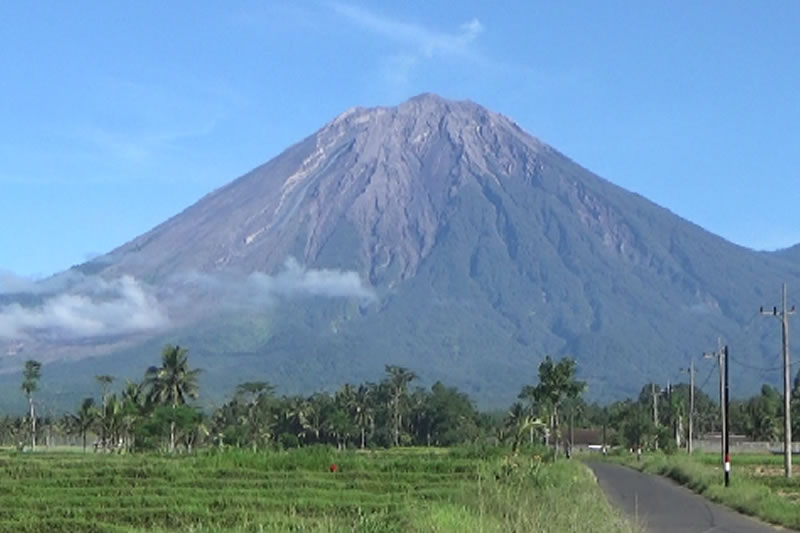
[3,94,798,408]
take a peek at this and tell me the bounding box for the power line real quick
[726,354,798,373]
[697,363,717,392]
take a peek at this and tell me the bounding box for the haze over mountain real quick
[2,94,799,409]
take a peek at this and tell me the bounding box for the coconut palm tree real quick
[531,356,585,455]
[384,366,417,447]
[281,396,312,445]
[236,381,276,450]
[120,380,145,451]
[95,375,114,447]
[21,360,42,451]
[69,398,98,452]
[352,384,375,449]
[144,345,201,452]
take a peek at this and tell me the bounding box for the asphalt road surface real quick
[587,461,789,533]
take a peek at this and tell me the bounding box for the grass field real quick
[0,446,636,532]
[608,451,800,529]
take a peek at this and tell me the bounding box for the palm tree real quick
[384,366,417,447]
[236,381,276,450]
[120,380,145,451]
[21,360,42,451]
[504,402,544,453]
[283,396,312,444]
[144,345,201,452]
[96,375,114,403]
[97,394,126,451]
[518,384,541,446]
[69,398,98,452]
[531,356,585,455]
[352,384,374,449]
[95,375,114,448]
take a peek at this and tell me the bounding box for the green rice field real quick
[0,447,635,533]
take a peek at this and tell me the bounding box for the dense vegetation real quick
[3,345,800,454]
[596,374,800,452]
[1,348,590,454]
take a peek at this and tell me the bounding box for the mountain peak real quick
[110,93,548,284]
[397,92,484,116]
[331,93,488,127]
[406,92,447,103]
[11,95,800,407]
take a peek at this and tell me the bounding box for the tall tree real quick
[21,360,42,451]
[69,398,97,452]
[532,356,585,455]
[95,375,114,448]
[119,380,146,451]
[384,366,417,447]
[352,383,375,449]
[235,381,276,450]
[144,345,201,452]
[518,384,541,445]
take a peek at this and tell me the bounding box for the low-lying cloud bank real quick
[0,275,168,340]
[0,258,375,341]
[179,258,376,306]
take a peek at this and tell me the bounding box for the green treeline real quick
[3,345,800,453]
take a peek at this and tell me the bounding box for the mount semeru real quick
[2,93,799,410]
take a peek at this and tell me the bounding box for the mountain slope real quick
[2,93,799,409]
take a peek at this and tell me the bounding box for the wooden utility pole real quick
[704,340,725,467]
[652,383,659,426]
[682,359,695,454]
[724,346,730,487]
[668,380,679,448]
[761,283,796,478]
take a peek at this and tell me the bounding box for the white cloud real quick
[332,3,483,58]
[252,258,375,300]
[178,258,376,308]
[1,258,375,341]
[330,2,485,86]
[0,275,168,340]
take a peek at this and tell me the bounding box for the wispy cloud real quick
[71,77,234,164]
[330,2,485,88]
[178,257,376,308]
[331,3,483,59]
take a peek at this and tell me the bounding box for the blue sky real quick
[2,1,799,278]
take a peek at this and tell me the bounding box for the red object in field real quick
[329,463,338,473]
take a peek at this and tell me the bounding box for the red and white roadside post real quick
[724,453,730,487]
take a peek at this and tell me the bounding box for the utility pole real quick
[724,345,730,487]
[652,383,659,426]
[668,380,679,448]
[704,340,726,467]
[761,283,796,479]
[682,359,695,454]
[569,409,574,458]
[651,383,660,450]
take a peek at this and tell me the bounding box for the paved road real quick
[587,461,789,533]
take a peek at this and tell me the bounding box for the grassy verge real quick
[0,446,637,532]
[604,451,800,529]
